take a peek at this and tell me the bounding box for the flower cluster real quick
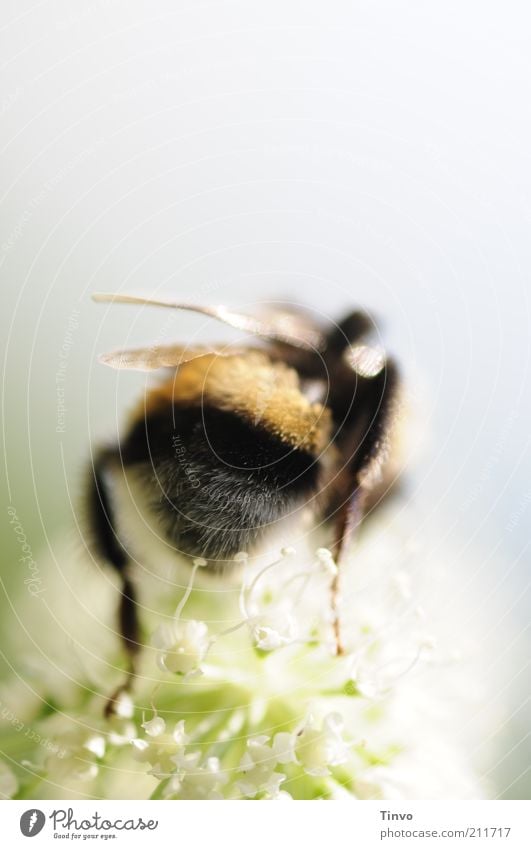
[127,710,352,800]
[0,508,490,800]
[132,715,228,799]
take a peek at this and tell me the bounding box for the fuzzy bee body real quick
[118,351,333,562]
[87,294,400,712]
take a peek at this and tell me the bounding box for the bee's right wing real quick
[92,292,325,352]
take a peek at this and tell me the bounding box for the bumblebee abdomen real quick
[122,405,320,561]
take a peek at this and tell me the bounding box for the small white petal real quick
[272,732,295,765]
[254,626,283,651]
[84,735,105,759]
[113,692,134,718]
[131,739,151,762]
[173,720,189,745]
[142,716,166,737]
[316,548,338,576]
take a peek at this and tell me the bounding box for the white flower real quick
[84,734,106,759]
[252,611,298,651]
[238,736,286,798]
[0,760,18,798]
[142,716,166,737]
[253,626,284,651]
[294,713,349,776]
[169,756,228,800]
[132,720,189,778]
[112,692,134,718]
[152,619,210,675]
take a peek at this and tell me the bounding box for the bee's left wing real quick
[98,343,246,371]
[92,292,325,352]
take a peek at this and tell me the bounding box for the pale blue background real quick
[1,0,530,797]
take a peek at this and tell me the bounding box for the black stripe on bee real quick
[120,404,321,561]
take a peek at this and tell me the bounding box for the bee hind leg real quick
[329,359,401,655]
[87,450,141,717]
[103,574,140,718]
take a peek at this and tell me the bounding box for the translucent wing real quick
[98,343,243,372]
[92,292,325,351]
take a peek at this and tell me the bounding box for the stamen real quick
[240,547,295,619]
[174,557,206,620]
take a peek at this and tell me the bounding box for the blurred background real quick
[1,0,530,797]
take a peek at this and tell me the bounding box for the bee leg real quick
[330,493,366,655]
[329,360,400,654]
[87,451,140,717]
[103,574,140,718]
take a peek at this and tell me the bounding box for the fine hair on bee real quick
[85,293,401,715]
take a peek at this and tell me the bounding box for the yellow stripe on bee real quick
[141,351,331,454]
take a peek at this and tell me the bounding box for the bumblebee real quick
[87,293,400,713]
